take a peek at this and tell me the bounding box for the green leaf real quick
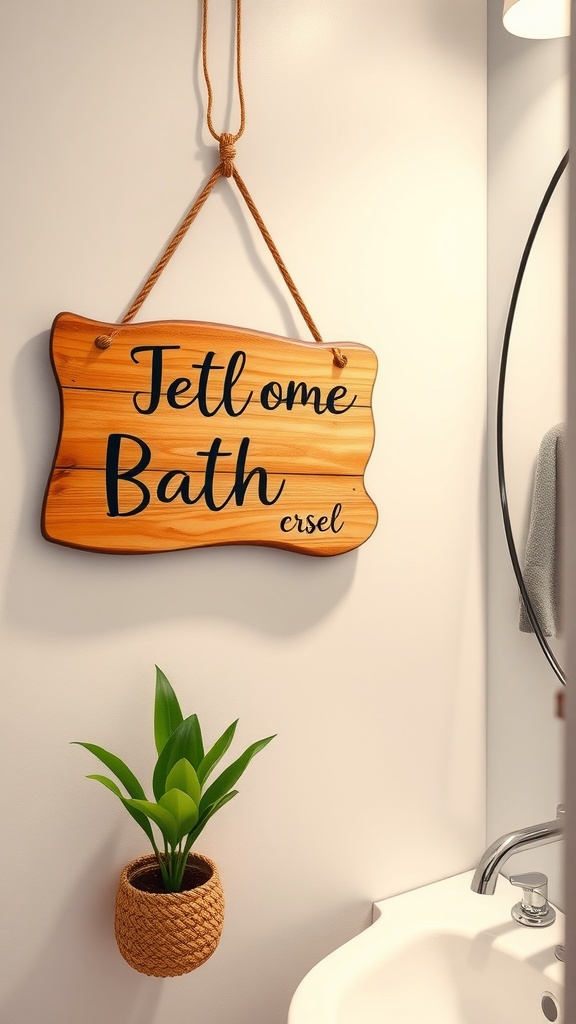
[125,798,178,848]
[152,715,204,801]
[183,790,238,855]
[159,788,199,842]
[121,801,158,846]
[86,774,123,797]
[197,720,238,786]
[73,742,145,799]
[188,715,204,768]
[165,758,201,806]
[85,775,156,846]
[154,666,184,755]
[199,735,276,814]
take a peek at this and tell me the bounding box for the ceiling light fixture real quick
[503,0,570,39]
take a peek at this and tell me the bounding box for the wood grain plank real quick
[50,313,377,405]
[55,387,374,475]
[43,469,378,556]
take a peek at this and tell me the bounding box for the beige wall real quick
[0,2,486,1022]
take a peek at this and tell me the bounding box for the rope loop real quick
[94,0,342,368]
[219,133,236,177]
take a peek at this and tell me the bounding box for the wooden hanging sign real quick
[42,313,378,556]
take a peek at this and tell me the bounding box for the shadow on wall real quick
[4,333,357,639]
[487,0,567,161]
[0,835,163,1024]
[182,898,373,1024]
[0,828,371,1024]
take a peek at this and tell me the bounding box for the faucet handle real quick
[509,872,556,927]
[510,871,548,895]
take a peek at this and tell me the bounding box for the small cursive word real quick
[279,503,344,534]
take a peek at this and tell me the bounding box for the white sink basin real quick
[288,871,565,1024]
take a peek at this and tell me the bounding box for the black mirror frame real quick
[496,150,569,688]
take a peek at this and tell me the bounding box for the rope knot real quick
[219,133,236,177]
[331,348,348,369]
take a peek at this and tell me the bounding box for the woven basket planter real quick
[114,852,225,977]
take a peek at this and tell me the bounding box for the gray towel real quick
[519,423,565,637]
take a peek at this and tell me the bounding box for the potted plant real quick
[75,666,275,977]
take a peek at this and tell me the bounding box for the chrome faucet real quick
[470,805,565,896]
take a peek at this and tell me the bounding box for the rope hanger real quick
[96,0,347,369]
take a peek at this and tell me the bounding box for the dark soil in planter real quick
[129,858,213,894]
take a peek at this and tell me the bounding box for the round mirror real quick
[497,151,568,686]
